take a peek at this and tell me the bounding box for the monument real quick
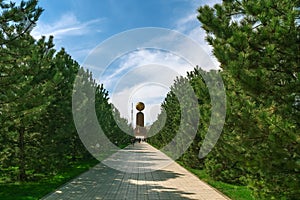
[135,102,146,138]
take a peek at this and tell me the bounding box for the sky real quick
[30,0,221,125]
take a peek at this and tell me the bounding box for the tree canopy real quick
[0,0,132,183]
[149,1,299,199]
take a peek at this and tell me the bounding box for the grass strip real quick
[177,162,255,200]
[0,158,99,200]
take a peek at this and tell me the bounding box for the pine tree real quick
[198,1,300,198]
[0,0,46,182]
[1,0,133,183]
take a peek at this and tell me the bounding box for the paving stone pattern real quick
[42,143,230,200]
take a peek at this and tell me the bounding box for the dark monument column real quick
[135,102,146,137]
[136,112,144,127]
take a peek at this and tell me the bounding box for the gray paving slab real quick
[42,143,230,200]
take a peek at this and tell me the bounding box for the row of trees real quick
[0,0,132,182]
[148,0,299,199]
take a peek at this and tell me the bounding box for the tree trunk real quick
[18,126,27,182]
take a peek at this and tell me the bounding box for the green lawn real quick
[1,150,254,200]
[0,159,99,200]
[0,143,132,200]
[185,167,255,200]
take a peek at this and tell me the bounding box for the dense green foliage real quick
[148,67,212,169]
[179,161,255,200]
[1,0,298,199]
[149,1,299,199]
[0,0,132,184]
[0,158,99,200]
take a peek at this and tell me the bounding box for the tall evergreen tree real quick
[1,0,132,183]
[198,0,300,198]
[148,67,211,168]
[0,0,45,182]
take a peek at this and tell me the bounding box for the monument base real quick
[134,126,147,139]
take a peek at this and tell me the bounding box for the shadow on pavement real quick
[42,162,197,200]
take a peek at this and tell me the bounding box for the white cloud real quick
[97,25,221,125]
[176,13,198,30]
[189,0,221,8]
[32,12,104,40]
[103,49,194,124]
[111,83,169,125]
[173,1,221,69]
[102,49,191,91]
[82,1,223,126]
[108,0,223,124]
[174,9,205,44]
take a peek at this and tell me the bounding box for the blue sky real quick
[32,0,220,62]
[31,0,221,125]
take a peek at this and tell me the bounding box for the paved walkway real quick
[42,143,230,200]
